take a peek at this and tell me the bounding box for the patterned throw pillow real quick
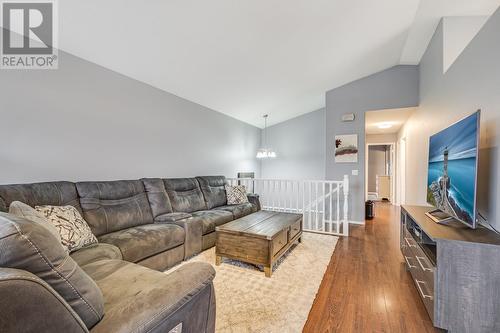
[36,205,98,253]
[225,185,249,205]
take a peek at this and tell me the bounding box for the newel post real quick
[342,174,349,236]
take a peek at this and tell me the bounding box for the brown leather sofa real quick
[0,176,260,333]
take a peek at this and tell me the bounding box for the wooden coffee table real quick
[215,210,303,277]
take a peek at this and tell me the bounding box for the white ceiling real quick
[365,107,415,134]
[400,0,500,64]
[53,1,499,127]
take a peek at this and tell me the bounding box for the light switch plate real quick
[351,170,359,176]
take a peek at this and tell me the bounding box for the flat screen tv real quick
[426,111,480,229]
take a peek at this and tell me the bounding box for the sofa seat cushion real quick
[82,260,215,333]
[98,224,185,263]
[214,202,255,219]
[70,243,122,267]
[155,212,192,223]
[192,210,233,235]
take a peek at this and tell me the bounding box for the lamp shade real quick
[256,148,277,159]
[256,114,277,159]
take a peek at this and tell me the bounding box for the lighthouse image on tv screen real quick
[427,112,479,226]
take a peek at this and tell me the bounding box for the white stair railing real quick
[227,175,349,236]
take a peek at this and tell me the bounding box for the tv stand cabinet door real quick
[436,239,500,332]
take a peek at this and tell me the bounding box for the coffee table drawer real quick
[272,230,288,256]
[216,233,269,264]
[289,219,301,239]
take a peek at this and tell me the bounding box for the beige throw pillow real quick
[36,205,98,253]
[9,201,62,243]
[225,185,249,205]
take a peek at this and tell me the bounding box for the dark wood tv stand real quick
[400,205,500,332]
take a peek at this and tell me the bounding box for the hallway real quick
[304,203,440,332]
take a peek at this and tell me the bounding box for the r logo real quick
[2,2,53,54]
[1,0,57,69]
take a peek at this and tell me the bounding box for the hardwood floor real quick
[303,203,441,333]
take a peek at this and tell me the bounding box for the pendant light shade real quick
[256,148,277,159]
[256,114,277,159]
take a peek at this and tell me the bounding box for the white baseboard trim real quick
[349,220,365,225]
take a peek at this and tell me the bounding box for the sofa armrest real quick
[155,215,203,259]
[82,260,215,333]
[163,262,216,333]
[0,268,88,333]
[247,193,261,211]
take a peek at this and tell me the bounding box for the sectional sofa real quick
[0,176,260,333]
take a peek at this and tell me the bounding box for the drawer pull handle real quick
[404,237,417,248]
[416,256,433,272]
[415,280,433,300]
[404,256,416,269]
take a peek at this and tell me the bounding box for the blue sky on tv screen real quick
[428,112,478,162]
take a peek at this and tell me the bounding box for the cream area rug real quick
[166,232,338,333]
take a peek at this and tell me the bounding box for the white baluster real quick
[273,180,276,210]
[329,183,333,233]
[288,181,291,213]
[295,181,300,214]
[289,180,292,212]
[265,180,268,210]
[343,174,349,236]
[336,183,340,233]
[307,182,312,229]
[302,181,305,224]
[322,182,326,232]
[315,182,318,231]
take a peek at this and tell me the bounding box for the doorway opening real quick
[365,107,414,207]
[366,143,394,203]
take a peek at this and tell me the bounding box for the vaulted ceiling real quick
[58,0,499,127]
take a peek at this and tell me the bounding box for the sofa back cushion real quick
[0,181,81,213]
[196,176,228,209]
[163,178,207,213]
[0,212,104,328]
[141,178,173,218]
[76,180,153,236]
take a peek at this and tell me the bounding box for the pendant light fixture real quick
[256,114,277,159]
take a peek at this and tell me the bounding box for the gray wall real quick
[325,65,419,222]
[0,50,261,184]
[261,109,325,180]
[400,9,500,229]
